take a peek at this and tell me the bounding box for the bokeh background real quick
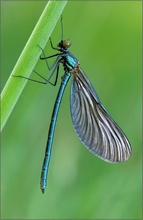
[1,1,142,219]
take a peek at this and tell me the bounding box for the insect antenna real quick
[60,15,64,41]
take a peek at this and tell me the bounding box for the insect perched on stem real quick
[14,16,131,193]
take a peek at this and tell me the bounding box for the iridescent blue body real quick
[40,71,71,192]
[40,47,80,192]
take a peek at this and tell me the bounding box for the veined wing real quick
[70,66,131,162]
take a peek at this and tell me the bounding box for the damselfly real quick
[15,17,131,193]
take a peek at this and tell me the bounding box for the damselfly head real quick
[58,40,71,49]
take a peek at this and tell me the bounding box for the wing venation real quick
[70,67,131,162]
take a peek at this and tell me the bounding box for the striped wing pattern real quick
[70,67,131,162]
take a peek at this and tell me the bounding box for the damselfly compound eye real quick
[63,40,71,48]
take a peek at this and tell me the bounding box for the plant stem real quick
[1,1,67,131]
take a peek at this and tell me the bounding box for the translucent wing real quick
[70,66,131,162]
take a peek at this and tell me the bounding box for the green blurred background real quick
[1,1,142,219]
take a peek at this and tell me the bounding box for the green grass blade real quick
[1,1,67,131]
